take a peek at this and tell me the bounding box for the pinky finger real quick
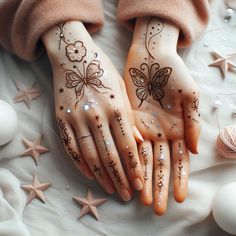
[183,92,201,154]
[172,139,189,203]
[56,117,94,179]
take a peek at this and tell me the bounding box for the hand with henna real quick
[124,17,201,214]
[42,21,145,201]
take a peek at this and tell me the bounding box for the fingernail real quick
[133,126,144,143]
[105,183,116,194]
[134,178,143,190]
[120,189,131,201]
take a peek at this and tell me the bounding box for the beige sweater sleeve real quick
[117,0,210,48]
[0,0,104,61]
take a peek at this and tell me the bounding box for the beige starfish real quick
[208,51,236,78]
[20,135,49,165]
[73,189,107,221]
[13,82,42,109]
[21,174,51,205]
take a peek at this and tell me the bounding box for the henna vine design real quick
[57,117,80,163]
[144,18,164,60]
[57,23,111,108]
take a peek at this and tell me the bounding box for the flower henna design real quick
[66,41,87,62]
[129,63,172,108]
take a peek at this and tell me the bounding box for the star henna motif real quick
[21,174,51,204]
[208,51,236,78]
[59,88,64,93]
[109,94,115,99]
[13,82,42,109]
[59,105,64,111]
[73,189,107,221]
[20,135,49,165]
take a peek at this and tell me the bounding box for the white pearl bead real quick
[212,100,221,110]
[224,8,234,22]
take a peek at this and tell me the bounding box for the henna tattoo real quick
[187,92,200,123]
[140,147,149,181]
[144,18,164,59]
[177,142,184,187]
[93,165,103,177]
[129,63,172,108]
[128,151,138,170]
[59,105,64,111]
[59,88,64,93]
[108,160,123,185]
[178,88,182,93]
[157,145,165,203]
[57,118,71,146]
[97,124,123,185]
[57,117,81,163]
[95,115,99,121]
[67,147,81,163]
[56,23,112,108]
[64,56,111,108]
[109,94,115,99]
[114,109,126,136]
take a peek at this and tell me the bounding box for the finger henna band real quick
[156,145,166,206]
[140,147,149,181]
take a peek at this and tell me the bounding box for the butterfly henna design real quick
[64,54,111,108]
[129,63,172,108]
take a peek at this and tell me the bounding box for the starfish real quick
[13,82,42,109]
[73,189,107,221]
[20,135,49,165]
[21,174,51,204]
[208,51,236,78]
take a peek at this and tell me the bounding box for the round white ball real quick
[0,100,18,146]
[212,182,236,235]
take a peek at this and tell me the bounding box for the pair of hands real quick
[42,18,200,215]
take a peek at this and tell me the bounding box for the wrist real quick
[132,17,179,53]
[42,21,93,59]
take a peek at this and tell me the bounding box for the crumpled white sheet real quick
[0,0,236,235]
[0,169,30,236]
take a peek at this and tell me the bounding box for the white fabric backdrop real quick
[0,0,236,235]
